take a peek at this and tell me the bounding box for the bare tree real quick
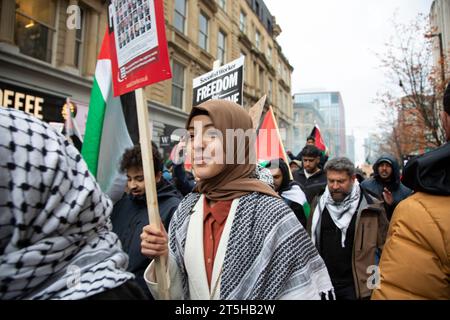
[374,13,448,161]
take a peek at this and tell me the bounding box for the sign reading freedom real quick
[192,56,244,106]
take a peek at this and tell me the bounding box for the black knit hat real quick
[444,82,450,114]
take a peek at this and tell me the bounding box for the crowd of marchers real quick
[0,84,449,300]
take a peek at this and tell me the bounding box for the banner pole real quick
[135,87,169,300]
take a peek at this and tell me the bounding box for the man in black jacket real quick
[293,145,327,204]
[306,136,328,168]
[360,155,411,220]
[111,143,182,298]
[309,157,388,300]
[287,136,328,169]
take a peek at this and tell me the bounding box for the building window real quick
[75,8,85,69]
[15,0,57,63]
[279,89,283,109]
[239,11,246,33]
[267,19,272,34]
[241,51,249,83]
[255,30,261,50]
[198,12,209,51]
[174,0,187,34]
[268,79,273,101]
[331,93,339,104]
[171,61,185,110]
[253,62,257,87]
[259,67,264,92]
[267,45,272,62]
[217,30,226,64]
[218,0,226,10]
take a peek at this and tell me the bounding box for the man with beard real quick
[361,155,412,220]
[309,157,389,300]
[111,143,182,298]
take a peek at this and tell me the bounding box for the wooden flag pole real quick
[268,106,294,180]
[135,88,169,300]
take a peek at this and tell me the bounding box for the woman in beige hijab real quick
[141,100,334,300]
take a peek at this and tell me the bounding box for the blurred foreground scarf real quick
[0,107,133,299]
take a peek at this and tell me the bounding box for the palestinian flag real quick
[309,125,328,156]
[259,160,311,219]
[81,32,138,203]
[280,184,311,219]
[256,106,291,170]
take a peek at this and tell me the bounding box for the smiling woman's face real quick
[188,114,226,180]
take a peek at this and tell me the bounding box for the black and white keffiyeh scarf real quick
[168,190,334,299]
[0,107,134,299]
[311,182,361,248]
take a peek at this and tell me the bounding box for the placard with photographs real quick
[107,0,171,96]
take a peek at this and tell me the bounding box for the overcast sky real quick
[264,0,434,164]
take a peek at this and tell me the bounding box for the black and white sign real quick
[160,135,171,147]
[192,56,244,106]
[0,81,66,123]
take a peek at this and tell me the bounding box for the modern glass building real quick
[293,92,347,158]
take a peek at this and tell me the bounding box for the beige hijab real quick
[186,99,279,201]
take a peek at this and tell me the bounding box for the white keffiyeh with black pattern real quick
[311,182,361,248]
[0,107,133,299]
[166,190,334,300]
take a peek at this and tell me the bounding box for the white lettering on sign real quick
[221,93,240,103]
[161,136,170,144]
[196,72,239,103]
[0,88,44,119]
[14,92,25,110]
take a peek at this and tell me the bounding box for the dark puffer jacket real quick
[111,178,182,298]
[293,168,327,205]
[360,155,412,220]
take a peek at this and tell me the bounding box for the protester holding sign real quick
[140,100,334,300]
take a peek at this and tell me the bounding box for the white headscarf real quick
[0,107,134,299]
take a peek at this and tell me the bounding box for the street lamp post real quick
[425,32,447,142]
[425,32,446,84]
[437,33,445,84]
